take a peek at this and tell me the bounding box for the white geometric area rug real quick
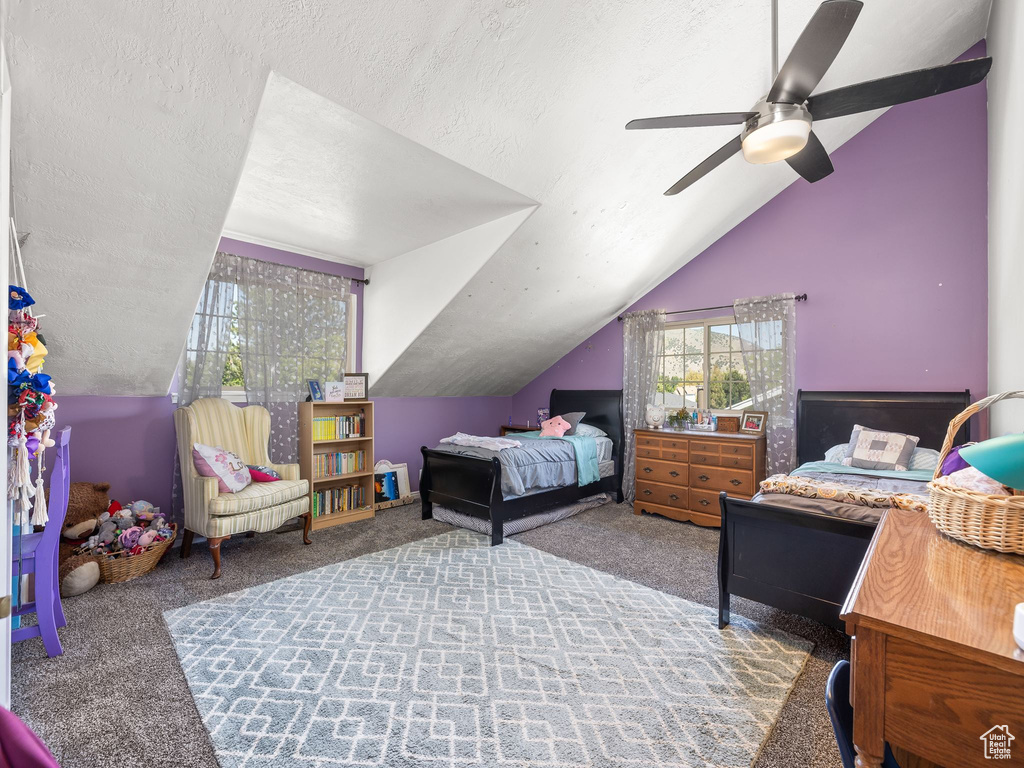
[165,531,811,768]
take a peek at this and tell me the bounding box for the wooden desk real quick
[841,508,1024,768]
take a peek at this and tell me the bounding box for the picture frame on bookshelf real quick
[323,380,345,402]
[307,379,324,401]
[343,373,369,400]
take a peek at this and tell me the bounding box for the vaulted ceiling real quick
[5,0,990,396]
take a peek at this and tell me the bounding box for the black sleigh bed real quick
[718,390,971,631]
[420,389,625,546]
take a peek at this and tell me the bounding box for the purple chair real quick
[12,426,71,658]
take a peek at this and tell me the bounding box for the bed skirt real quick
[433,493,611,537]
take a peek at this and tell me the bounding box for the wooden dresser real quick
[633,427,766,527]
[842,508,1024,768]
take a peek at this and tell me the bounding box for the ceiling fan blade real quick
[786,131,833,183]
[808,57,992,121]
[664,135,742,195]
[626,112,755,130]
[768,0,863,104]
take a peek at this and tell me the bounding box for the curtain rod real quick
[617,293,806,322]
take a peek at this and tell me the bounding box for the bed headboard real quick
[550,388,625,470]
[796,390,972,466]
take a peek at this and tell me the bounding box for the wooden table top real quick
[842,507,1024,674]
[634,427,764,441]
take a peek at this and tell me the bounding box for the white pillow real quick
[574,423,607,438]
[908,447,941,472]
[192,443,251,493]
[824,443,847,463]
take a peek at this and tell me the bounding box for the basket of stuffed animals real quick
[927,391,1024,555]
[95,523,177,583]
[73,500,179,584]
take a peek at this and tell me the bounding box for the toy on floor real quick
[75,497,172,559]
[55,482,112,597]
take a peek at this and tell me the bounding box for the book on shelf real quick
[313,449,366,479]
[312,410,366,441]
[312,483,366,517]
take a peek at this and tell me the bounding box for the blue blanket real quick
[517,431,601,487]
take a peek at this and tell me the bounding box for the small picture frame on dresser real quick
[740,410,767,435]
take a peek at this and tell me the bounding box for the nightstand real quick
[500,425,534,436]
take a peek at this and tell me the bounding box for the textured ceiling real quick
[224,73,537,266]
[4,0,990,396]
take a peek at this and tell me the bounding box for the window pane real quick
[684,355,703,383]
[684,325,704,354]
[709,325,731,353]
[664,327,686,355]
[730,323,742,352]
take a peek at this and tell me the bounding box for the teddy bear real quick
[53,482,113,597]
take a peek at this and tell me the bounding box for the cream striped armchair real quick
[174,398,311,579]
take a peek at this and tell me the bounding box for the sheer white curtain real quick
[733,294,797,475]
[621,309,665,501]
[237,257,351,464]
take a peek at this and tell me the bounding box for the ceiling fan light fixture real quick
[741,118,811,164]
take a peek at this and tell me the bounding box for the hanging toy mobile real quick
[8,222,58,528]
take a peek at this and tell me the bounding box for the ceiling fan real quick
[627,0,992,195]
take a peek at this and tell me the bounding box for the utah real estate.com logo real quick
[980,725,1015,760]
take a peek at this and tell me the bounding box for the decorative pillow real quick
[192,443,251,493]
[247,464,281,479]
[574,423,607,438]
[841,426,920,471]
[539,415,571,438]
[249,469,281,483]
[560,411,586,436]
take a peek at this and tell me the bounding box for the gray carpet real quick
[12,501,847,767]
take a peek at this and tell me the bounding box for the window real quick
[656,317,751,412]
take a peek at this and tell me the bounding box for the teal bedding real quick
[516,431,601,486]
[791,461,934,483]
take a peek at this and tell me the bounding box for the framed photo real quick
[741,410,767,435]
[343,373,369,401]
[306,379,324,402]
[323,381,345,402]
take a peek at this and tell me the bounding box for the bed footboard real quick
[420,447,505,544]
[718,493,876,631]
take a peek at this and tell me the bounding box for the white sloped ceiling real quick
[4,0,990,396]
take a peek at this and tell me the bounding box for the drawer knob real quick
[669,494,679,500]
[699,498,709,506]
[642,466,653,473]
[669,470,679,477]
[642,489,652,496]
[730,479,741,486]
[698,474,710,482]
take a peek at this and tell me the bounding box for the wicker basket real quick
[717,416,740,433]
[95,523,178,583]
[927,392,1024,555]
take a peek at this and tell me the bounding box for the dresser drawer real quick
[637,446,661,459]
[690,452,721,467]
[636,435,661,448]
[689,465,754,495]
[662,449,688,462]
[720,454,753,469]
[636,458,686,485]
[689,440,720,454]
[635,481,687,510]
[660,437,688,452]
[690,488,721,514]
[721,442,754,457]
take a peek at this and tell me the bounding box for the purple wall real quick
[507,43,989,424]
[50,43,988,506]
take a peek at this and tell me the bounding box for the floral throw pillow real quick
[841,425,920,472]
[192,443,251,493]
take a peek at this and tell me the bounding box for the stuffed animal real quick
[539,415,572,438]
[54,482,112,597]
